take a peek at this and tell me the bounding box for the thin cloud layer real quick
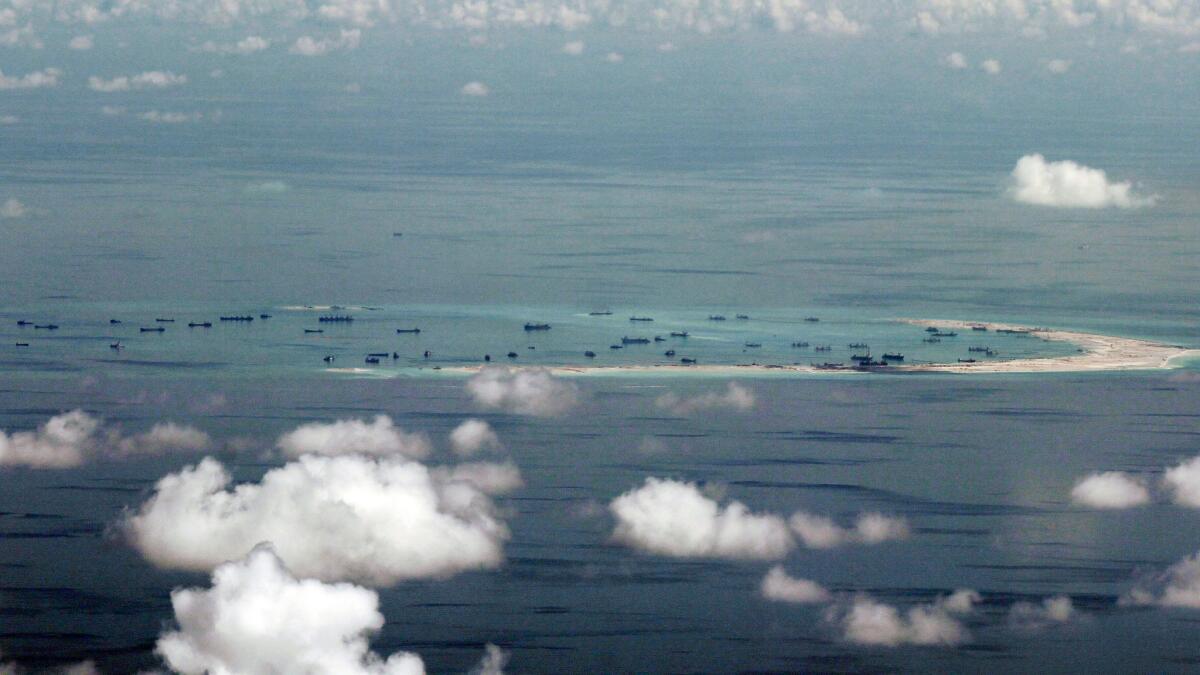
[825,590,980,647]
[1070,471,1150,509]
[1009,154,1155,208]
[0,410,211,468]
[609,477,793,560]
[449,418,502,456]
[466,367,579,416]
[276,415,432,459]
[1,197,27,218]
[788,511,910,548]
[655,382,755,415]
[122,454,510,585]
[761,565,832,604]
[157,544,426,675]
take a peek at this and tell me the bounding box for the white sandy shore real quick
[329,320,1199,378]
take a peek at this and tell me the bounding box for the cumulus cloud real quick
[468,644,509,675]
[88,70,187,91]
[788,511,910,548]
[466,367,579,416]
[0,410,211,468]
[449,419,502,456]
[289,28,360,55]
[1122,550,1200,608]
[1,23,44,48]
[1008,595,1075,629]
[0,67,61,89]
[432,461,523,495]
[460,81,490,97]
[157,544,426,675]
[825,590,980,647]
[609,477,793,560]
[655,382,755,415]
[561,39,584,54]
[68,34,92,49]
[1163,455,1200,507]
[761,565,832,604]
[1070,471,1150,508]
[196,34,269,54]
[122,453,510,585]
[981,58,1001,74]
[1,197,27,218]
[277,415,431,460]
[1009,154,1156,208]
[944,51,968,68]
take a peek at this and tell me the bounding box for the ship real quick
[588,311,613,316]
[524,323,551,331]
[670,331,689,337]
[140,327,165,333]
[629,316,654,322]
[188,321,213,328]
[882,352,904,360]
[622,336,651,344]
[584,351,596,358]
[220,315,255,322]
[396,328,421,334]
[708,315,726,321]
[318,315,353,323]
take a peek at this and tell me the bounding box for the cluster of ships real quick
[9,310,1029,369]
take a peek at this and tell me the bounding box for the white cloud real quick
[1,197,27,218]
[1008,595,1075,629]
[466,367,579,416]
[100,104,125,116]
[1070,471,1150,509]
[944,51,968,68]
[1181,41,1200,53]
[277,415,431,460]
[0,67,61,89]
[289,28,361,55]
[460,81,490,97]
[468,644,509,675]
[197,35,270,54]
[0,410,211,468]
[156,545,426,675]
[604,51,623,62]
[122,454,510,585]
[1046,57,1071,73]
[981,58,1002,74]
[761,565,832,604]
[68,34,93,49]
[1009,154,1156,208]
[609,477,793,560]
[1,23,44,48]
[657,41,677,52]
[788,511,910,548]
[1163,455,1200,507]
[655,382,755,415]
[449,419,502,456]
[88,70,187,92]
[1122,550,1200,607]
[561,40,584,54]
[825,590,979,647]
[432,460,524,495]
[802,7,865,35]
[139,110,204,123]
[0,114,17,124]
[244,179,291,194]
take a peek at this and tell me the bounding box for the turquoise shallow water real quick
[0,302,1122,379]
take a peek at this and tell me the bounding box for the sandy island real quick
[328,320,1199,378]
